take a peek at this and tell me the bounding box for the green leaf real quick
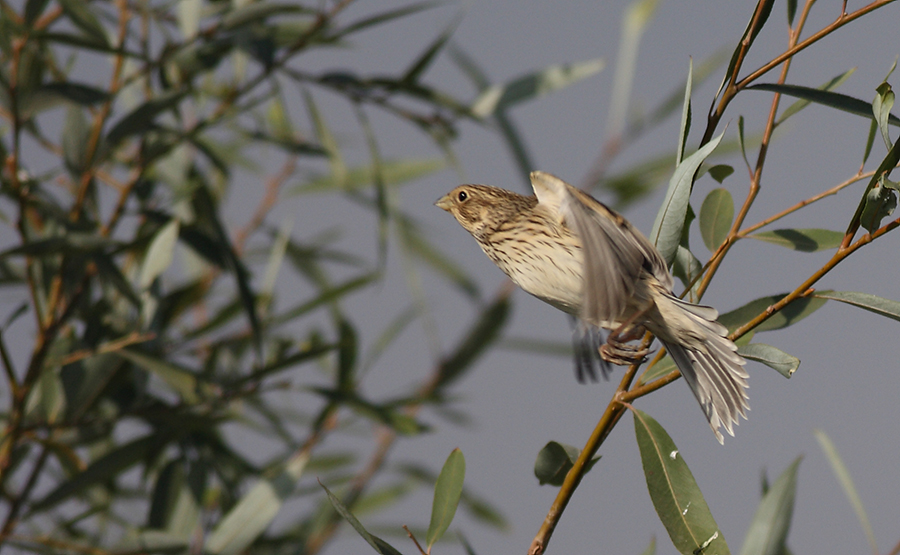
[337,318,357,391]
[676,57,692,165]
[319,482,404,555]
[207,452,310,555]
[24,0,50,25]
[20,82,111,117]
[533,441,599,486]
[58,0,109,47]
[114,530,190,554]
[437,296,509,388]
[633,408,730,555]
[148,460,186,529]
[717,293,826,333]
[859,178,897,233]
[193,185,263,359]
[715,0,774,102]
[117,348,211,403]
[748,228,843,252]
[786,0,797,25]
[671,204,701,299]
[221,2,311,31]
[873,82,895,151]
[106,89,188,145]
[607,0,658,137]
[31,434,160,512]
[401,13,461,84]
[699,188,734,251]
[706,164,734,184]
[849,125,900,235]
[650,129,726,265]
[638,354,677,385]
[471,59,605,118]
[426,448,466,549]
[812,290,900,322]
[139,219,180,289]
[748,83,900,127]
[814,430,878,555]
[739,457,801,555]
[737,343,799,378]
[336,1,443,38]
[776,69,856,125]
[93,253,142,308]
[62,105,91,176]
[737,115,750,170]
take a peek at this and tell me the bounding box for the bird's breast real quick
[479,232,584,315]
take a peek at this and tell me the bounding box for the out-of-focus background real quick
[2,1,899,554]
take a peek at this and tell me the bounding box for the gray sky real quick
[300,1,900,554]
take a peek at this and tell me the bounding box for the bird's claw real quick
[599,326,650,366]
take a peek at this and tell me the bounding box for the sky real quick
[300,1,900,554]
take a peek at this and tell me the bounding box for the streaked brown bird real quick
[436,170,748,443]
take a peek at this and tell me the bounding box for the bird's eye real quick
[457,190,468,202]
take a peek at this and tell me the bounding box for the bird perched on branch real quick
[436,170,748,443]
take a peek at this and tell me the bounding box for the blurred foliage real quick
[0,1,521,553]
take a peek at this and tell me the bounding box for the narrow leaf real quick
[607,0,658,137]
[337,1,442,38]
[139,220,180,289]
[58,0,109,46]
[777,69,856,125]
[859,179,897,232]
[812,290,900,322]
[650,129,726,265]
[873,82,895,151]
[749,83,900,127]
[739,457,801,555]
[471,59,605,118]
[117,348,208,403]
[717,293,826,333]
[32,435,159,511]
[401,14,461,84]
[814,430,878,555]
[106,90,188,145]
[337,318,357,391]
[676,57,692,165]
[207,452,309,555]
[748,228,843,252]
[699,188,734,251]
[426,448,466,549]
[319,482,403,555]
[633,408,730,555]
[738,344,799,378]
[437,296,509,388]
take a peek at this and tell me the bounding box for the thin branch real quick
[737,170,872,237]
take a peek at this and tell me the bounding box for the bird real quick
[436,170,748,443]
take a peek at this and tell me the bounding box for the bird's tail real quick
[653,296,749,444]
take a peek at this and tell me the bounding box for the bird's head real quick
[436,184,535,239]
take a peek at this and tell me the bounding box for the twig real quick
[403,525,429,555]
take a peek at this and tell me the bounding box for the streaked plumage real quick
[436,170,749,443]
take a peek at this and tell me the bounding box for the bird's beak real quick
[435,194,453,211]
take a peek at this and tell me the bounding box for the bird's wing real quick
[530,171,668,322]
